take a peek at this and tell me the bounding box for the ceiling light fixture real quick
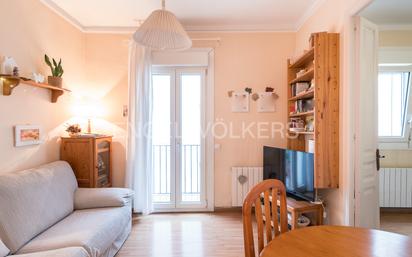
[133,0,192,51]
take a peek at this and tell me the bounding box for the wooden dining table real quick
[261,225,412,257]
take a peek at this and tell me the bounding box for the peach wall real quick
[1,0,345,210]
[0,0,85,172]
[191,32,296,207]
[379,30,412,47]
[83,33,130,186]
[82,32,296,206]
[0,0,296,206]
[0,1,130,187]
[381,150,412,167]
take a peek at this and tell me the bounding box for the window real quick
[378,71,410,138]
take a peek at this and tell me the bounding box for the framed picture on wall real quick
[230,92,250,112]
[14,125,42,147]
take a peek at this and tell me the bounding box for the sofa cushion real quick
[0,161,78,253]
[18,206,131,257]
[0,239,9,257]
[14,247,89,257]
[74,188,134,210]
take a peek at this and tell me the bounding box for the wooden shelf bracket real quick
[1,76,20,96]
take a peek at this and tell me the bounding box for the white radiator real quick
[379,168,412,208]
[231,167,263,207]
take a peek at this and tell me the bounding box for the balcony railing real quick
[152,144,201,203]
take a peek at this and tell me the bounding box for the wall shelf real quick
[289,110,314,117]
[289,48,314,69]
[288,90,314,101]
[288,131,314,135]
[0,74,71,103]
[289,68,314,84]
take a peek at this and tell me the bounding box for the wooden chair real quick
[242,179,288,257]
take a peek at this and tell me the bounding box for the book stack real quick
[291,82,311,97]
[292,98,314,113]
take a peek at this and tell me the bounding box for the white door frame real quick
[344,0,375,226]
[151,48,215,212]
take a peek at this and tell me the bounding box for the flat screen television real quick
[263,146,315,202]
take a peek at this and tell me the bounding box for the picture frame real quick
[230,92,250,112]
[257,92,276,112]
[14,125,42,147]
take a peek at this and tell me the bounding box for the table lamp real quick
[72,100,103,134]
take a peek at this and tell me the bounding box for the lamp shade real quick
[133,9,192,51]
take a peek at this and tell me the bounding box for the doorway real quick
[151,67,208,211]
[353,0,412,234]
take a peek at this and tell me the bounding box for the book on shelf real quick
[289,118,304,132]
[294,99,314,113]
[291,82,311,97]
[289,105,296,114]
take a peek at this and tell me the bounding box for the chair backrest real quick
[242,179,288,257]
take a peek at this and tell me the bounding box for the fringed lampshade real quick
[133,1,192,51]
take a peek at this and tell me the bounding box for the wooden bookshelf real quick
[0,74,70,103]
[287,32,340,189]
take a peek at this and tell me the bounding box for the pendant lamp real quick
[133,0,192,51]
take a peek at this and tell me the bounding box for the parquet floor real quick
[380,212,412,237]
[116,212,245,257]
[116,211,412,257]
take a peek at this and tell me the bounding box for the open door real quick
[354,17,380,228]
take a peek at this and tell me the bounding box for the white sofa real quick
[0,161,133,257]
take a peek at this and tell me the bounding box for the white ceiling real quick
[41,0,323,33]
[361,0,412,28]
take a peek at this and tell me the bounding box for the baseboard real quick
[131,207,242,215]
[380,207,412,214]
[214,207,242,212]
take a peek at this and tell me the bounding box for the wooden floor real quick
[380,212,412,237]
[116,211,412,257]
[117,212,244,257]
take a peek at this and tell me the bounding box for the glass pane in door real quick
[152,74,171,203]
[180,74,202,202]
[97,140,110,187]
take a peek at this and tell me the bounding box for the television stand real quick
[269,196,324,230]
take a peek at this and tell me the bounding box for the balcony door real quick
[151,67,207,210]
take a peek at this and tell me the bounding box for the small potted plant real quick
[65,124,81,137]
[44,54,64,87]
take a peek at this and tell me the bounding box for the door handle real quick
[376,149,385,171]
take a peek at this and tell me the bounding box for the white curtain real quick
[125,43,153,214]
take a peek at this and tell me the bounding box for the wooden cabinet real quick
[60,136,112,188]
[287,32,339,188]
[265,196,323,230]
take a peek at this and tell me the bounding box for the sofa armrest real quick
[74,188,134,210]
